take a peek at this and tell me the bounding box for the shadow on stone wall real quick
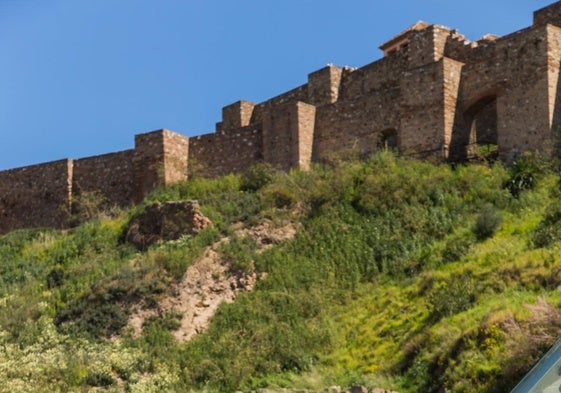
[449,89,499,162]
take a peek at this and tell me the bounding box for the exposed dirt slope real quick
[128,219,297,341]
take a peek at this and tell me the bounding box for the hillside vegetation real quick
[1,151,561,392]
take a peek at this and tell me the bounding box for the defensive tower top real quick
[379,21,431,56]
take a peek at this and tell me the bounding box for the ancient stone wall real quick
[465,26,550,161]
[189,127,263,178]
[307,66,343,106]
[437,19,561,161]
[407,25,449,68]
[262,105,296,171]
[339,53,407,100]
[442,58,464,155]
[444,32,476,62]
[535,2,561,27]
[73,150,135,207]
[311,55,407,161]
[219,100,256,131]
[262,101,316,170]
[313,83,402,161]
[399,60,448,157]
[132,129,190,202]
[132,130,166,203]
[0,159,72,233]
[163,130,190,184]
[252,85,309,124]
[2,2,561,234]
[293,102,316,170]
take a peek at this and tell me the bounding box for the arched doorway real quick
[450,95,498,161]
[466,95,498,160]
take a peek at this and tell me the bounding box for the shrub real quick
[505,152,553,197]
[473,144,499,162]
[85,371,115,387]
[70,190,119,226]
[143,312,182,331]
[219,235,258,274]
[240,163,277,192]
[532,203,561,248]
[55,265,170,338]
[472,204,502,241]
[441,234,475,263]
[427,274,476,319]
[498,298,561,392]
[262,180,300,208]
[138,315,179,359]
[0,296,41,340]
[180,291,330,391]
[150,226,219,280]
[46,265,65,288]
[209,191,263,224]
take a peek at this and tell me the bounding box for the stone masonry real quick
[2,2,561,233]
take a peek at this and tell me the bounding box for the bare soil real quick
[127,219,297,342]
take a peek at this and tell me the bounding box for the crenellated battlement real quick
[2,1,561,234]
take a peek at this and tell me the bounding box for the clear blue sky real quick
[0,0,555,170]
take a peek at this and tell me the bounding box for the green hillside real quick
[1,151,561,392]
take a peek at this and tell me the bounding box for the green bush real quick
[138,316,179,359]
[46,265,65,288]
[473,143,499,162]
[219,235,258,274]
[505,152,553,197]
[441,234,475,263]
[262,180,300,208]
[427,274,476,319]
[532,203,561,248]
[85,371,115,387]
[55,264,170,338]
[70,190,110,226]
[151,226,219,280]
[472,204,502,241]
[0,296,41,340]
[143,312,182,331]
[240,162,277,192]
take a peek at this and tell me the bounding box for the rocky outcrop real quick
[125,200,211,250]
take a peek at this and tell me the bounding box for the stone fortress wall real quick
[2,2,561,234]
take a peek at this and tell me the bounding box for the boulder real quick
[125,200,211,250]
